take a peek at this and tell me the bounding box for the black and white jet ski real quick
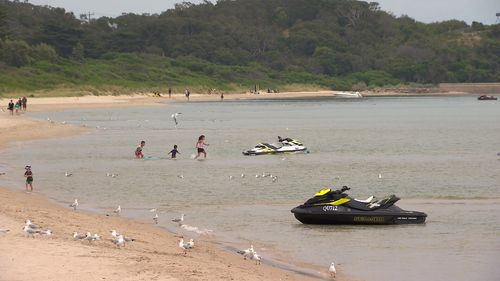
[291,186,427,225]
[242,137,307,156]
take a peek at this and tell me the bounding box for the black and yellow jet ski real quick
[291,186,427,225]
[242,137,307,156]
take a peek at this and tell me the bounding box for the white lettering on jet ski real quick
[323,206,338,212]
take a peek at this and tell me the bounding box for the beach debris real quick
[25,219,39,229]
[329,262,336,278]
[65,172,73,177]
[237,245,255,260]
[69,199,78,210]
[23,225,40,238]
[178,238,193,255]
[113,205,121,215]
[0,229,10,234]
[171,112,182,127]
[171,214,185,225]
[0,172,5,176]
[153,213,159,224]
[251,251,261,265]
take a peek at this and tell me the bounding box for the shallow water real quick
[1,96,499,281]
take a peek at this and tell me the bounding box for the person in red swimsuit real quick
[135,141,145,159]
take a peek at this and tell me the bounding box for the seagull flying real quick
[329,262,336,278]
[69,199,78,210]
[171,113,182,127]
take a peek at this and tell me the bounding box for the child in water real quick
[135,141,145,159]
[24,165,33,192]
[168,145,180,159]
[194,135,209,159]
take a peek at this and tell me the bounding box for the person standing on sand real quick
[135,140,146,159]
[185,89,190,101]
[24,165,33,192]
[14,99,21,115]
[220,92,224,101]
[168,88,172,98]
[194,135,209,159]
[7,100,14,115]
[22,97,27,111]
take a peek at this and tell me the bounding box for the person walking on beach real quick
[14,99,21,115]
[168,145,180,159]
[168,88,172,98]
[220,92,224,101]
[24,165,33,192]
[194,135,209,159]
[22,96,27,111]
[135,140,146,159]
[7,100,14,115]
[185,89,190,101]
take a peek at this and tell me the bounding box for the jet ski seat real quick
[354,196,374,203]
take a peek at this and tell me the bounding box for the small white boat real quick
[335,91,363,98]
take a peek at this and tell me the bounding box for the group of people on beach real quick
[6,97,28,115]
[134,135,209,160]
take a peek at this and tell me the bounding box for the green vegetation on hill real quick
[0,0,498,96]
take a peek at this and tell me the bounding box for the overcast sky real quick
[27,0,500,25]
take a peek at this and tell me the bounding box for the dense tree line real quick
[0,0,498,90]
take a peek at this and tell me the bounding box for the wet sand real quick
[0,95,344,281]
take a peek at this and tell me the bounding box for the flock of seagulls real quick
[237,245,261,265]
[22,219,51,238]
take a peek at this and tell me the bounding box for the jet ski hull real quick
[291,205,427,225]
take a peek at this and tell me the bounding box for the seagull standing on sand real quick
[65,172,73,177]
[73,232,87,240]
[251,252,261,265]
[113,205,121,215]
[241,173,245,178]
[237,245,255,260]
[25,220,39,229]
[178,238,192,255]
[149,208,157,213]
[113,235,125,247]
[172,214,185,225]
[378,173,382,179]
[171,113,182,128]
[69,199,78,210]
[40,229,52,236]
[23,225,39,237]
[187,238,195,248]
[329,262,336,278]
[153,213,159,224]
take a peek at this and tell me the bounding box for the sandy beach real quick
[0,94,344,281]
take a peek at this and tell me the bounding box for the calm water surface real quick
[1,96,499,281]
